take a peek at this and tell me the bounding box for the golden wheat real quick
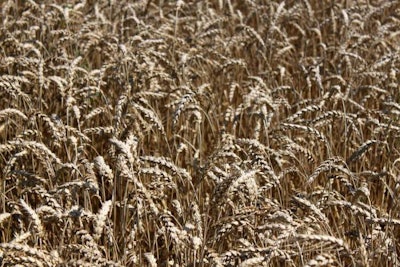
[0,0,399,266]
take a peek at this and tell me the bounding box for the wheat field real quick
[0,0,399,266]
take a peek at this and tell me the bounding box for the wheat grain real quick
[93,200,112,241]
[144,252,157,267]
[19,199,44,238]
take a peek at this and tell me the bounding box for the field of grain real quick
[0,0,399,266]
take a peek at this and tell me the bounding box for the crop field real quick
[0,0,399,266]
